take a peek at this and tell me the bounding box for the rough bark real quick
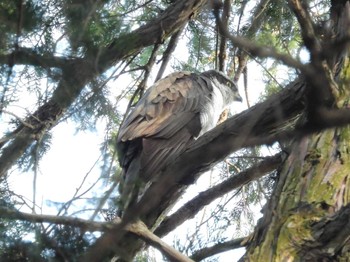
[245,1,350,260]
[246,127,350,261]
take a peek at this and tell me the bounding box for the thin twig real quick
[212,5,307,74]
[1,110,35,129]
[156,25,185,81]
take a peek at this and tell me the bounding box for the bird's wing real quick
[118,71,212,141]
[116,72,216,211]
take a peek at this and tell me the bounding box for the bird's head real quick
[201,70,242,103]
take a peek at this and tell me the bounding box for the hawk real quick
[116,70,242,212]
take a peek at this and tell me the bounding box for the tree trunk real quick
[245,1,350,260]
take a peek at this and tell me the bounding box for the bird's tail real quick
[117,156,142,217]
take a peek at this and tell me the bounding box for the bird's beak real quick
[235,93,243,102]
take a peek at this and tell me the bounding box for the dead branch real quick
[156,25,186,81]
[212,4,308,74]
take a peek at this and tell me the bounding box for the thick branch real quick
[288,0,321,60]
[128,220,194,262]
[99,0,207,71]
[155,153,283,237]
[303,107,350,131]
[0,48,70,68]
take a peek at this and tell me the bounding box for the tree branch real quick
[155,153,283,237]
[190,237,246,261]
[127,220,194,262]
[155,25,185,81]
[287,0,321,60]
[232,0,271,81]
[99,0,208,71]
[212,3,307,75]
[0,109,35,129]
[217,0,230,71]
[0,207,193,262]
[0,207,112,232]
[0,48,70,68]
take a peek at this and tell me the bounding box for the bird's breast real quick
[198,86,225,137]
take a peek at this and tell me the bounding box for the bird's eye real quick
[226,81,231,86]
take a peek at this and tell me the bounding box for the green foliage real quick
[17,132,52,172]
[68,80,117,131]
[0,223,93,261]
[186,12,217,71]
[254,1,301,55]
[0,0,44,50]
[41,225,92,260]
[0,179,93,261]
[0,181,38,261]
[63,0,122,54]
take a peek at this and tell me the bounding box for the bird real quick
[116,70,242,213]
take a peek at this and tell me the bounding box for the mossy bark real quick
[245,2,350,260]
[247,126,350,261]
